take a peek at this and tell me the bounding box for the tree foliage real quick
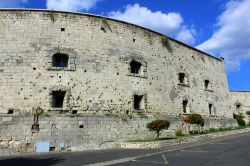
[233,113,246,126]
[146,120,170,139]
[183,114,204,127]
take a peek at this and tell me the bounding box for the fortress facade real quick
[0,9,248,155]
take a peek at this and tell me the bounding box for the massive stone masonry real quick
[0,9,247,155]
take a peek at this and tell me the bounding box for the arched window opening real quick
[205,80,210,90]
[130,60,142,74]
[236,103,242,111]
[52,53,69,67]
[179,73,185,84]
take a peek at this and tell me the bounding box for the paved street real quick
[1,132,250,166]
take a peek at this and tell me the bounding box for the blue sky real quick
[1,0,250,90]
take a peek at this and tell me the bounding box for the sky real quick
[0,0,249,90]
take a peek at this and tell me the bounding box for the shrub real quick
[233,113,246,127]
[161,36,172,52]
[146,120,170,139]
[208,128,218,133]
[237,118,246,126]
[246,111,250,115]
[183,113,204,127]
[175,128,184,137]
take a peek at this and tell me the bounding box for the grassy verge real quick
[126,125,250,142]
[127,137,176,142]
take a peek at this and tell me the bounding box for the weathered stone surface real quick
[0,9,242,156]
[230,91,250,124]
[0,9,231,117]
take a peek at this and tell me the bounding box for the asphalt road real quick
[1,132,250,166]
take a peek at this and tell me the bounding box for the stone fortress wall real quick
[0,9,238,155]
[230,91,250,124]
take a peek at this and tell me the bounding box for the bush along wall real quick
[233,113,246,127]
[183,114,204,134]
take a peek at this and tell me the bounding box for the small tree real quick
[146,120,170,139]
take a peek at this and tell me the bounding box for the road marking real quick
[180,147,209,153]
[83,157,137,166]
[162,154,169,165]
[180,150,209,153]
[209,142,231,145]
[83,132,249,166]
[133,159,167,164]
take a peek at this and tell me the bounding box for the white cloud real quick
[176,27,196,45]
[109,4,195,45]
[46,0,100,12]
[197,0,250,71]
[0,0,28,8]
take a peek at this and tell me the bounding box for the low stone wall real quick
[120,128,250,149]
[0,114,237,156]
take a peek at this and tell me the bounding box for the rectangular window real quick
[179,73,185,84]
[130,60,142,74]
[52,91,66,108]
[183,100,188,114]
[134,95,144,110]
[52,53,69,67]
[209,104,213,115]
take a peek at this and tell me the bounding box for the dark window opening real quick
[205,80,210,89]
[236,104,241,109]
[209,104,213,115]
[183,100,188,114]
[72,110,78,114]
[52,91,66,108]
[100,26,106,32]
[179,73,185,84]
[133,39,136,42]
[7,109,14,114]
[134,95,143,110]
[49,147,56,152]
[126,110,129,114]
[31,123,39,131]
[236,104,241,111]
[130,60,142,74]
[61,28,65,32]
[79,125,84,128]
[52,53,69,67]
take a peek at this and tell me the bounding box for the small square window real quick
[52,53,69,67]
[130,60,142,74]
[7,109,14,114]
[49,147,56,152]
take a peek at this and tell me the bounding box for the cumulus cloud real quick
[0,0,28,8]
[109,4,196,45]
[46,0,100,12]
[197,0,250,71]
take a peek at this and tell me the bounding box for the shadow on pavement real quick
[0,157,65,166]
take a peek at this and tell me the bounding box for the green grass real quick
[127,137,176,142]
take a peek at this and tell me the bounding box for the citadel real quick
[0,9,249,155]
